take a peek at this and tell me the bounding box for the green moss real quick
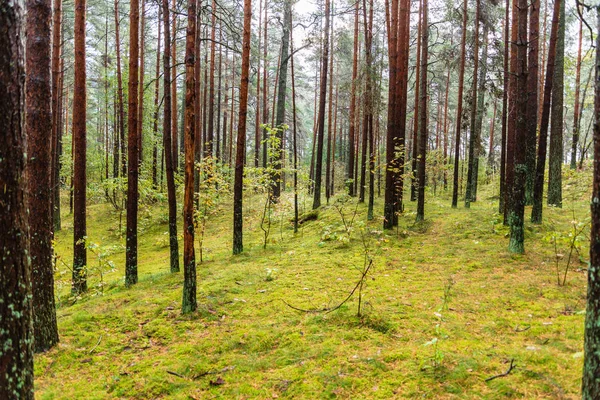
[36,170,593,399]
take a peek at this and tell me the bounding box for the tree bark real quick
[51,0,62,231]
[273,0,292,201]
[114,0,126,178]
[233,0,252,254]
[571,16,583,170]
[415,0,428,222]
[348,0,359,197]
[465,0,480,208]
[582,11,600,397]
[451,0,467,208]
[531,0,560,224]
[0,3,33,395]
[499,0,509,214]
[312,0,330,210]
[182,0,197,313]
[162,0,180,272]
[508,0,528,254]
[26,0,59,352]
[547,0,564,207]
[126,0,140,286]
[525,0,539,205]
[72,0,88,294]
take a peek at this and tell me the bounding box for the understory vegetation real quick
[38,168,591,399]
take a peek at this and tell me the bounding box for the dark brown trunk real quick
[451,0,467,208]
[233,0,252,254]
[531,0,560,223]
[0,2,33,394]
[126,0,140,286]
[73,0,88,294]
[312,0,330,209]
[182,0,197,313]
[162,0,180,272]
[26,0,59,352]
[415,0,428,222]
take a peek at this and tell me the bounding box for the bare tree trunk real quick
[571,16,583,170]
[182,0,197,313]
[411,0,422,203]
[348,1,359,197]
[51,0,63,231]
[72,0,88,294]
[233,0,252,254]
[451,0,467,208]
[415,0,428,222]
[326,8,334,204]
[499,0,509,214]
[162,0,180,272]
[114,0,126,178]
[26,0,59,352]
[0,2,33,394]
[508,0,528,254]
[273,0,292,201]
[152,6,161,189]
[137,0,145,165]
[525,0,540,206]
[312,0,330,209]
[172,0,179,171]
[465,0,480,208]
[582,11,600,396]
[531,0,560,224]
[290,12,299,233]
[126,0,140,286]
[547,0,564,207]
[254,0,262,167]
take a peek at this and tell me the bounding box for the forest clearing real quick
[3,0,600,397]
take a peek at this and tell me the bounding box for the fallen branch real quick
[485,359,516,382]
[283,260,373,314]
[88,334,103,354]
[167,370,185,378]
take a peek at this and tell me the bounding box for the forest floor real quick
[36,168,593,399]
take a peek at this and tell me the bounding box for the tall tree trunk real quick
[411,0,422,203]
[72,0,88,294]
[547,0,564,207]
[137,0,145,164]
[172,0,179,171]
[362,0,374,219]
[471,26,489,201]
[125,0,140,286]
[465,0,480,208]
[51,0,62,232]
[451,0,468,208]
[504,0,519,224]
[326,9,334,204]
[223,46,229,164]
[162,0,180,272]
[525,0,540,205]
[254,0,262,167]
[312,0,330,210]
[114,0,126,178]
[206,0,217,158]
[415,0,428,222]
[531,0,560,223]
[582,11,600,397]
[499,0,509,214]
[262,4,268,168]
[152,6,161,189]
[290,12,299,233]
[273,0,291,201]
[383,0,399,227]
[233,0,252,254]
[26,0,59,352]
[0,2,34,394]
[348,0,359,196]
[508,0,528,254]
[216,31,223,161]
[571,16,583,170]
[182,0,197,313]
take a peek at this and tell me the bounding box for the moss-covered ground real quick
[36,169,593,399]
